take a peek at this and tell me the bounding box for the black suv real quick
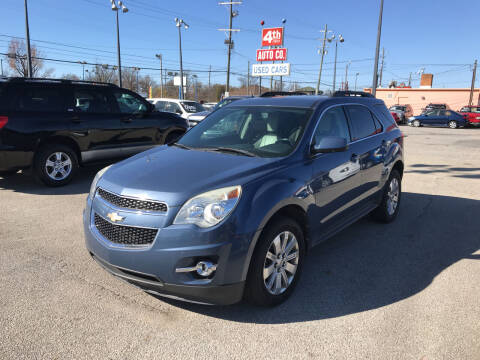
[0,78,188,186]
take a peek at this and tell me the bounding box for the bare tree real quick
[86,64,116,84]
[62,73,80,81]
[121,68,138,92]
[7,39,52,77]
[139,75,156,97]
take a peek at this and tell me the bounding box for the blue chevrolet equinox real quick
[84,91,404,306]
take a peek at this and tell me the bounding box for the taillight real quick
[0,116,8,129]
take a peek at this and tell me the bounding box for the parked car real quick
[147,98,205,120]
[423,103,449,112]
[390,111,401,124]
[187,96,253,127]
[408,109,467,129]
[0,78,188,185]
[389,104,413,124]
[459,105,480,127]
[84,91,404,306]
[202,102,217,111]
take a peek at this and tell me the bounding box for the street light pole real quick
[79,61,87,80]
[355,72,359,91]
[345,61,351,90]
[111,0,128,88]
[155,54,163,97]
[371,0,384,97]
[24,0,33,78]
[175,18,188,100]
[332,34,344,92]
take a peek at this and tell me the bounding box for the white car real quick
[147,98,205,120]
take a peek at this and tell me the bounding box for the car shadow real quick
[151,192,480,324]
[406,164,480,179]
[0,165,104,195]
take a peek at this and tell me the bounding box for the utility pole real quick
[355,72,359,91]
[408,72,412,87]
[155,54,163,97]
[218,1,241,96]
[247,61,250,95]
[0,59,3,76]
[469,59,477,106]
[371,0,384,97]
[208,65,211,101]
[379,47,385,88]
[24,0,33,77]
[315,24,328,95]
[345,61,350,90]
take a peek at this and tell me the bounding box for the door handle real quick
[351,153,359,162]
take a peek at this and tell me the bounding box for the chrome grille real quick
[94,213,158,246]
[97,188,167,212]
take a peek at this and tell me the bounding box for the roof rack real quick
[6,77,118,87]
[260,91,312,97]
[332,90,373,98]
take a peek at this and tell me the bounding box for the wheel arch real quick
[392,159,404,179]
[35,136,82,165]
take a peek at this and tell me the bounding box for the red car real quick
[390,111,401,124]
[459,106,480,127]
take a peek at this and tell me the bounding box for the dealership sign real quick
[256,48,287,62]
[252,63,290,77]
[261,27,284,47]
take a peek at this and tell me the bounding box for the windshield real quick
[390,106,405,111]
[181,101,205,113]
[177,106,312,158]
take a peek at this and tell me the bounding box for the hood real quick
[99,146,282,206]
[188,111,210,120]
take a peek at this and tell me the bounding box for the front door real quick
[310,106,363,240]
[68,86,125,163]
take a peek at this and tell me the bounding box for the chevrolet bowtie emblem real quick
[107,212,125,223]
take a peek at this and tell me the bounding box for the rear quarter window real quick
[0,84,7,112]
[373,103,397,129]
[14,86,65,113]
[345,105,378,141]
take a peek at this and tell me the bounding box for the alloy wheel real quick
[413,120,420,127]
[45,152,72,181]
[263,231,299,295]
[386,177,400,216]
[449,121,457,129]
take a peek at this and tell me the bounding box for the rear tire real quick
[372,169,401,223]
[34,144,78,187]
[244,216,306,306]
[448,120,458,129]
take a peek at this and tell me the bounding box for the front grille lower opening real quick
[94,213,158,246]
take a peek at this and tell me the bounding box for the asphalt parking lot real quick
[1,126,479,360]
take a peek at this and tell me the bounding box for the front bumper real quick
[83,193,252,305]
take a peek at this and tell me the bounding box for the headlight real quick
[88,165,111,200]
[174,186,242,228]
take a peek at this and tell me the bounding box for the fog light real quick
[196,261,217,277]
[175,261,217,277]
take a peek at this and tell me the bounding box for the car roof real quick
[148,98,197,103]
[229,94,384,109]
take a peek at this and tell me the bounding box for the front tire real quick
[448,120,458,129]
[372,169,401,223]
[245,217,306,306]
[413,120,420,127]
[34,144,78,187]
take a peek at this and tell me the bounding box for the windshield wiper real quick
[210,147,256,157]
[170,142,191,150]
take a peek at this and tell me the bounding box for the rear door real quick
[344,104,385,203]
[68,86,125,163]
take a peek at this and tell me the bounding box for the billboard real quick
[261,27,284,47]
[256,48,287,62]
[252,63,290,77]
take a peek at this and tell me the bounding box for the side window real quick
[73,89,112,113]
[14,87,65,113]
[165,102,182,114]
[345,105,377,141]
[0,85,7,112]
[373,104,396,129]
[313,106,351,145]
[113,90,148,114]
[154,101,167,111]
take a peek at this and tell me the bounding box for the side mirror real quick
[311,136,348,154]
